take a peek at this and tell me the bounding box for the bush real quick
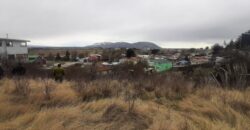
[213,51,250,88]
[112,61,148,80]
[13,78,30,97]
[72,80,122,101]
[154,72,194,100]
[65,64,97,81]
[192,67,214,88]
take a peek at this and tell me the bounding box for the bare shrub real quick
[65,64,97,81]
[154,72,194,100]
[112,61,148,80]
[71,79,87,101]
[13,78,30,97]
[130,79,156,100]
[23,63,51,79]
[192,67,214,88]
[0,60,15,78]
[124,86,137,113]
[72,79,121,101]
[112,62,134,79]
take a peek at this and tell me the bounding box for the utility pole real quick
[6,34,8,39]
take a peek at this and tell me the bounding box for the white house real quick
[0,38,29,61]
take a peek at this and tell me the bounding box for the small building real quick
[190,56,210,65]
[137,55,150,59]
[88,54,102,62]
[175,60,191,66]
[148,59,173,72]
[0,38,29,62]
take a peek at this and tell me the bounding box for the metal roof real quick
[0,38,30,42]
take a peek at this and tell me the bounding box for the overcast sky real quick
[0,0,250,48]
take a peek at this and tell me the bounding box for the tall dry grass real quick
[0,77,249,130]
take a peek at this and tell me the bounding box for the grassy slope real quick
[0,79,249,130]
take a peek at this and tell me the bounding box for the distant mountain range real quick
[28,42,161,50]
[85,42,161,49]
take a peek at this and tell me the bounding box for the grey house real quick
[0,38,29,61]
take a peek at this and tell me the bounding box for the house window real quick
[6,41,13,47]
[8,55,15,60]
[21,42,27,47]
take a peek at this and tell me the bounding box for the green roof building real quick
[148,59,173,72]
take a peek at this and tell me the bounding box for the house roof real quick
[0,38,30,42]
[89,54,102,57]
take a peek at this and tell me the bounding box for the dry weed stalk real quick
[124,86,137,113]
[41,78,53,100]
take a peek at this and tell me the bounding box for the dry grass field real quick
[0,78,249,130]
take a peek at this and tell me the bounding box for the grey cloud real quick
[0,0,250,47]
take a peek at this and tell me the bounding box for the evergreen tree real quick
[55,53,61,61]
[151,49,160,55]
[126,49,136,58]
[64,51,70,61]
[212,44,224,56]
[46,52,54,61]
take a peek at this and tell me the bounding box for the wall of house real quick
[0,41,7,59]
[0,40,28,61]
[0,41,6,55]
[0,41,28,55]
[6,41,28,54]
